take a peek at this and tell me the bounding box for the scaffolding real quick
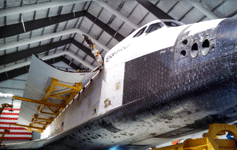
[11,78,82,133]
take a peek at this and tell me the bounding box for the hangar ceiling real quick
[1,0,237,83]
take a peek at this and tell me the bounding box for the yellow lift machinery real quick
[11,78,82,133]
[153,123,237,150]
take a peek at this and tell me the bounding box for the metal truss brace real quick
[10,123,44,133]
[0,103,13,115]
[12,96,64,108]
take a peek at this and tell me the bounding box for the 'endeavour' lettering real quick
[106,44,131,62]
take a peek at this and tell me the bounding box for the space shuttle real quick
[3,17,237,150]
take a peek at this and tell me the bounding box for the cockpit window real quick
[163,21,180,27]
[133,26,147,38]
[146,23,163,34]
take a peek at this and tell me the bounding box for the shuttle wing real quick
[17,55,99,126]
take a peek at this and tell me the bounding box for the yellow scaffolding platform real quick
[12,78,82,133]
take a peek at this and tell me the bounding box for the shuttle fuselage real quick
[4,18,237,150]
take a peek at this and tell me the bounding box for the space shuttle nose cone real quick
[216,18,237,53]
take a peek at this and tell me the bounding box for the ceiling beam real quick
[0,10,124,42]
[71,39,95,58]
[136,0,173,20]
[42,51,96,70]
[0,66,29,83]
[59,58,81,71]
[0,39,72,66]
[197,1,225,22]
[44,56,81,71]
[0,51,95,74]
[0,38,95,66]
[187,1,219,19]
[0,56,79,83]
[179,7,194,21]
[0,28,109,52]
[0,0,87,18]
[96,1,139,29]
[85,12,125,41]
[0,11,86,39]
